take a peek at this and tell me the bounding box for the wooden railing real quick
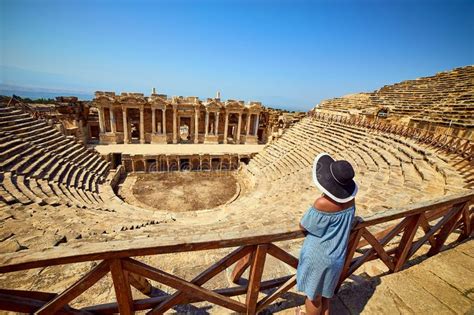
[0,192,472,314]
[310,112,473,159]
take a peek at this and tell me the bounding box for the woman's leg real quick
[305,295,322,315]
[321,297,330,315]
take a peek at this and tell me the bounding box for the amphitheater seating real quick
[316,66,474,130]
[0,102,111,210]
[244,116,469,216]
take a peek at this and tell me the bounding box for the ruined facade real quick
[92,92,272,145]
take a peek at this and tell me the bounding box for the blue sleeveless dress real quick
[296,205,355,299]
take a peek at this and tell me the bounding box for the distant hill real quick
[0,84,93,101]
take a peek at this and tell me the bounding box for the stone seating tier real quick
[0,103,113,212]
[315,65,474,129]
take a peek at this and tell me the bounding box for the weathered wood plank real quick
[129,273,153,296]
[34,260,110,315]
[122,258,247,313]
[393,214,422,272]
[0,292,83,314]
[360,228,394,271]
[337,228,363,288]
[149,246,253,314]
[348,217,410,275]
[356,192,473,229]
[231,251,253,284]
[408,206,461,259]
[110,259,133,315]
[427,203,467,256]
[246,244,268,314]
[256,275,297,312]
[0,192,471,275]
[82,276,293,314]
[419,214,436,247]
[267,243,299,269]
[0,229,304,274]
[0,289,56,302]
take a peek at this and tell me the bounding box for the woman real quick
[296,153,358,315]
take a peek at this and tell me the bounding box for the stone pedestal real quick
[204,135,219,144]
[99,133,123,144]
[151,134,168,144]
[245,135,258,144]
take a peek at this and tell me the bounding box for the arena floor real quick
[119,172,240,212]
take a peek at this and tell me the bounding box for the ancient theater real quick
[0,66,473,313]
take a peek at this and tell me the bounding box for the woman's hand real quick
[351,216,363,229]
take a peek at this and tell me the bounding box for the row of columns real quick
[98,106,260,144]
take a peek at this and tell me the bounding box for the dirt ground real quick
[132,172,239,211]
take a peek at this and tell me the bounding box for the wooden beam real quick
[122,258,246,313]
[0,193,471,275]
[149,246,253,314]
[419,214,436,247]
[393,214,422,272]
[256,275,297,312]
[0,228,305,274]
[427,203,466,256]
[83,276,292,314]
[246,245,268,314]
[129,273,153,296]
[337,228,363,288]
[348,217,410,275]
[231,251,253,284]
[110,259,133,315]
[34,260,110,315]
[355,193,473,229]
[360,228,395,271]
[408,206,462,259]
[0,289,56,302]
[458,205,472,241]
[267,244,299,269]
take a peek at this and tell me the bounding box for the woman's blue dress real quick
[296,205,355,299]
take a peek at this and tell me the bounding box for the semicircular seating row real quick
[0,103,167,253]
[0,103,111,209]
[317,66,474,129]
[242,116,469,215]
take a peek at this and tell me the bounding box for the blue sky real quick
[1,0,473,111]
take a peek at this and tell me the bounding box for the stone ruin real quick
[0,66,472,313]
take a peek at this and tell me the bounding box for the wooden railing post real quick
[427,203,467,257]
[336,228,363,290]
[393,214,422,272]
[246,244,268,315]
[110,259,133,315]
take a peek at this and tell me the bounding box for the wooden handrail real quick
[0,191,472,314]
[0,191,471,274]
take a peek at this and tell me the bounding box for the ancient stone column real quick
[246,113,251,136]
[162,108,166,135]
[172,105,177,144]
[236,111,242,144]
[122,108,129,143]
[254,113,260,136]
[215,112,220,136]
[98,107,105,134]
[223,111,229,144]
[194,108,199,143]
[205,110,209,137]
[151,108,156,134]
[139,107,145,144]
[109,107,116,133]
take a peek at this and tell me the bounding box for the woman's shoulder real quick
[313,196,355,213]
